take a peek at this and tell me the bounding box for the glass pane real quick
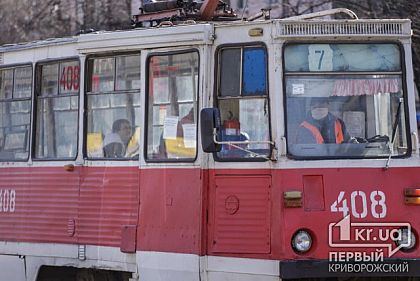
[219,48,241,97]
[285,75,401,98]
[243,47,267,96]
[152,76,169,103]
[284,44,401,72]
[0,100,30,161]
[217,98,270,159]
[116,55,141,91]
[86,93,140,159]
[176,74,197,102]
[35,97,79,159]
[285,75,407,159]
[14,67,32,98]
[41,64,59,96]
[0,69,13,99]
[90,57,115,92]
[147,52,199,160]
[59,61,80,95]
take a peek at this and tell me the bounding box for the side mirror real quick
[200,108,222,153]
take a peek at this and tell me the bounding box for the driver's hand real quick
[349,137,367,144]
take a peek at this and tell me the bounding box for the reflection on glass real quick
[41,64,59,96]
[11,100,31,114]
[152,77,169,103]
[91,57,115,92]
[0,69,13,99]
[14,67,32,98]
[220,48,241,97]
[286,76,407,159]
[217,98,270,159]
[176,76,196,102]
[147,52,199,160]
[0,101,31,161]
[35,97,78,159]
[243,48,267,96]
[216,45,270,160]
[284,43,406,159]
[87,93,140,159]
[284,43,401,72]
[110,95,127,107]
[0,65,32,161]
[116,55,141,91]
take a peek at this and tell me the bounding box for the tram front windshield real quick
[284,43,409,159]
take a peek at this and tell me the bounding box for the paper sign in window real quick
[308,44,333,72]
[292,84,305,95]
[163,116,178,140]
[182,124,196,148]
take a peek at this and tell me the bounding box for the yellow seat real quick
[87,133,103,157]
[165,137,196,158]
[126,127,140,157]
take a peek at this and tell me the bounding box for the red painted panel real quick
[0,167,78,244]
[120,225,137,253]
[78,167,139,247]
[137,168,203,254]
[1,165,420,264]
[278,167,420,260]
[0,166,139,248]
[303,175,325,211]
[209,175,271,254]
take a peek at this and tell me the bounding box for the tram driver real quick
[296,97,351,144]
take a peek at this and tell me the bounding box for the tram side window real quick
[0,66,32,161]
[146,51,199,161]
[284,43,408,159]
[216,46,270,160]
[34,60,80,159]
[86,54,141,159]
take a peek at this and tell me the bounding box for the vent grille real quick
[278,21,408,36]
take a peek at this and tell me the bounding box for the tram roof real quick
[0,18,412,54]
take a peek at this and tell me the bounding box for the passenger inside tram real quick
[103,119,137,158]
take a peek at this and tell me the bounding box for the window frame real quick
[282,41,411,160]
[0,63,33,162]
[83,52,141,161]
[32,57,81,161]
[213,43,272,162]
[144,49,200,163]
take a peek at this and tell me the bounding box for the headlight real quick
[292,230,312,253]
[395,228,416,251]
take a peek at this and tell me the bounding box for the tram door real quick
[138,47,204,259]
[80,53,141,253]
[206,43,273,255]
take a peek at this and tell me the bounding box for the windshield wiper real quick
[385,98,403,170]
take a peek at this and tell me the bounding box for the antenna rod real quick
[241,0,249,20]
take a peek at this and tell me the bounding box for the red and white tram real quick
[0,6,419,281]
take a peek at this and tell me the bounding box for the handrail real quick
[283,8,358,21]
[213,130,276,160]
